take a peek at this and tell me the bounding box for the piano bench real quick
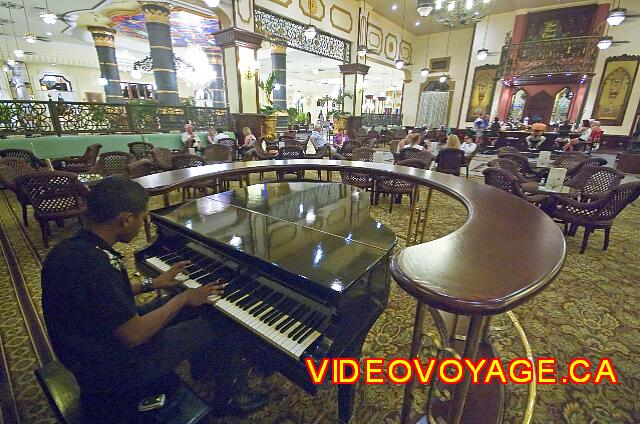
[34,361,210,424]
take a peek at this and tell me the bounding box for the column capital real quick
[213,27,264,50]
[339,63,370,76]
[141,2,172,24]
[270,44,287,55]
[87,26,116,47]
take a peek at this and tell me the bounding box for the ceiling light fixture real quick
[439,75,447,83]
[131,68,142,79]
[436,0,492,27]
[421,67,430,77]
[476,47,488,60]
[98,76,108,86]
[597,36,613,49]
[23,33,37,43]
[203,0,221,7]
[607,7,627,26]
[6,58,16,66]
[12,49,23,58]
[392,4,398,10]
[357,44,368,57]
[40,0,57,25]
[303,24,316,40]
[395,58,405,69]
[417,0,434,17]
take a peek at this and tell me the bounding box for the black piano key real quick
[291,312,322,341]
[246,289,275,314]
[283,310,313,336]
[259,296,287,322]
[264,299,294,325]
[251,292,280,316]
[288,311,317,340]
[275,305,302,331]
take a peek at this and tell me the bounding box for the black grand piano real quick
[135,182,397,422]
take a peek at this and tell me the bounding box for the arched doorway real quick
[523,91,554,124]
[550,87,574,124]
[507,89,527,122]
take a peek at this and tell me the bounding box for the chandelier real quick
[132,54,194,74]
[434,0,492,28]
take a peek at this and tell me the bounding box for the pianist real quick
[41,176,267,420]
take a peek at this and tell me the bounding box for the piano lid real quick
[155,182,396,293]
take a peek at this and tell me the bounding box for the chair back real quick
[487,158,529,183]
[396,158,430,170]
[398,147,424,161]
[93,151,136,176]
[253,141,273,159]
[564,157,607,183]
[16,171,85,219]
[389,140,400,155]
[497,146,519,155]
[0,148,47,169]
[341,142,362,160]
[569,166,624,197]
[204,144,233,163]
[497,152,538,177]
[278,145,305,160]
[126,159,155,178]
[552,152,589,170]
[576,182,640,222]
[150,147,174,171]
[0,157,40,189]
[357,128,368,137]
[436,148,465,176]
[352,147,375,162]
[284,138,301,147]
[172,154,207,169]
[127,141,154,160]
[482,167,523,196]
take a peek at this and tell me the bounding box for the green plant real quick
[287,107,298,124]
[259,104,285,116]
[258,70,283,107]
[296,112,307,124]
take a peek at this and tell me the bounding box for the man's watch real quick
[141,277,155,293]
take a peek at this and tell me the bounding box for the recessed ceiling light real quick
[46,32,52,36]
[391,4,398,10]
[415,21,421,26]
[50,63,56,66]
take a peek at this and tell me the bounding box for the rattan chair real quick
[150,147,174,171]
[482,167,548,206]
[496,146,520,155]
[435,148,465,176]
[16,171,88,247]
[340,147,375,204]
[564,166,624,201]
[127,141,154,160]
[172,154,216,200]
[377,158,431,212]
[91,151,136,177]
[51,144,102,173]
[543,182,640,253]
[462,147,478,178]
[204,144,243,191]
[564,158,608,184]
[498,152,546,181]
[277,146,305,180]
[340,141,362,160]
[389,140,401,162]
[552,152,590,172]
[0,157,44,226]
[126,159,155,179]
[215,138,239,160]
[0,148,48,170]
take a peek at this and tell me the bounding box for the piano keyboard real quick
[143,244,330,359]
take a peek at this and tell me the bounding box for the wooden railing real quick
[498,36,600,77]
[0,100,229,137]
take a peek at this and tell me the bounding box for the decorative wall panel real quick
[269,0,292,6]
[399,40,412,63]
[330,5,352,33]
[524,5,597,41]
[466,65,499,121]
[593,55,640,126]
[416,91,450,128]
[367,23,383,55]
[384,33,398,61]
[238,0,253,23]
[300,0,325,22]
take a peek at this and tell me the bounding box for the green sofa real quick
[0,132,236,159]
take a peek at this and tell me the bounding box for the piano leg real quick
[338,384,356,423]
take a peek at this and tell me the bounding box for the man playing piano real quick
[41,176,267,421]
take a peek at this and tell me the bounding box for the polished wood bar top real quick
[135,159,566,315]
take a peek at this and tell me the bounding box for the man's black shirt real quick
[41,230,138,394]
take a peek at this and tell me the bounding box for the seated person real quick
[554,120,572,149]
[566,120,591,151]
[586,121,603,152]
[333,128,349,148]
[397,133,423,152]
[207,127,228,145]
[240,127,258,160]
[181,124,201,151]
[445,134,461,150]
[41,177,267,421]
[526,122,547,149]
[310,125,335,153]
[460,134,478,157]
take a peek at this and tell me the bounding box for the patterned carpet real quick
[0,168,638,424]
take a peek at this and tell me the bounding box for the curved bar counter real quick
[134,159,566,423]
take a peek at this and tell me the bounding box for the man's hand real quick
[153,261,191,289]
[180,281,227,307]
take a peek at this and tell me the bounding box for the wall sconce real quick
[238,59,259,80]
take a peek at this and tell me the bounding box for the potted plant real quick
[330,90,353,131]
[258,71,286,141]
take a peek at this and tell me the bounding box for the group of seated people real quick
[395,130,478,159]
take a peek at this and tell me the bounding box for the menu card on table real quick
[544,167,568,192]
[538,151,552,167]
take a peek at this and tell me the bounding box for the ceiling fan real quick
[596,36,629,49]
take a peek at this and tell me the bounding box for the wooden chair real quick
[482,167,548,207]
[216,137,239,160]
[51,144,102,173]
[126,159,155,179]
[378,158,431,212]
[339,141,362,160]
[543,182,640,253]
[435,148,465,176]
[35,361,210,424]
[552,152,589,172]
[389,140,401,162]
[496,146,519,155]
[0,148,49,170]
[0,157,44,226]
[204,145,243,191]
[340,147,375,204]
[127,141,154,160]
[615,152,640,174]
[564,157,607,184]
[91,151,136,177]
[16,171,88,247]
[462,147,478,178]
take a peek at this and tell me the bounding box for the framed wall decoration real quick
[465,64,499,121]
[429,57,450,73]
[592,54,640,126]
